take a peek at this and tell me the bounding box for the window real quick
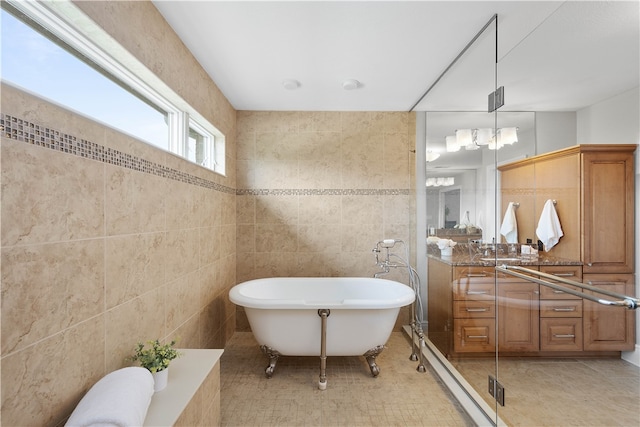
[187,120,214,169]
[1,1,225,175]
[1,8,170,149]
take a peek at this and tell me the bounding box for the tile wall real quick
[0,84,235,427]
[235,111,417,330]
[0,1,236,425]
[0,3,418,425]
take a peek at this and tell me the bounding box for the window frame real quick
[4,0,226,175]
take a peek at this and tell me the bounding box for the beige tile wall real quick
[0,84,235,427]
[0,2,236,425]
[235,111,417,330]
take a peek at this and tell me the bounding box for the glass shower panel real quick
[492,3,640,424]
[422,6,638,425]
[423,15,502,425]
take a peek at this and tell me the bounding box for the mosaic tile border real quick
[1,113,412,197]
[236,188,411,196]
[0,113,236,194]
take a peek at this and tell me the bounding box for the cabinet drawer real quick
[453,301,495,318]
[540,318,583,351]
[455,266,535,282]
[540,300,582,318]
[454,319,495,353]
[454,266,496,281]
[453,280,495,301]
[539,266,583,299]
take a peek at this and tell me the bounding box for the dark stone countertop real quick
[427,243,582,267]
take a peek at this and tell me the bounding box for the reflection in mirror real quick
[426,111,535,242]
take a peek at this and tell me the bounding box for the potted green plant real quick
[129,339,181,392]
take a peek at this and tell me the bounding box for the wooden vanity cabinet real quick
[499,144,636,352]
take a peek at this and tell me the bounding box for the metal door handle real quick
[496,265,639,310]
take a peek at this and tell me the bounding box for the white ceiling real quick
[152,1,639,113]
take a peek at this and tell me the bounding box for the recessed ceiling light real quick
[342,79,361,90]
[282,79,300,90]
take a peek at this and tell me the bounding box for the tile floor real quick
[453,356,640,427]
[220,332,473,426]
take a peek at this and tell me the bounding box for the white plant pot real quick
[152,368,168,392]
[441,247,453,256]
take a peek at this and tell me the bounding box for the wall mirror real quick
[425,111,535,242]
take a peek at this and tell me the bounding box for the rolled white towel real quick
[66,367,154,427]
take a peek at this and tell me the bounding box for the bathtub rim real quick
[229,277,415,310]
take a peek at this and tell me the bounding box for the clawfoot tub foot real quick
[260,345,281,378]
[363,345,386,377]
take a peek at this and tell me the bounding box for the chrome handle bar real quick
[495,265,638,310]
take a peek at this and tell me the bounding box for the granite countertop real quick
[427,243,582,267]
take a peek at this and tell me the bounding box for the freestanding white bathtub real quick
[229,277,415,388]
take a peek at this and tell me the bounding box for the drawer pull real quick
[466,335,488,339]
[465,308,489,312]
[554,273,576,277]
[466,291,489,295]
[587,280,626,285]
[552,290,568,294]
[552,307,576,312]
[553,334,576,338]
[467,273,488,277]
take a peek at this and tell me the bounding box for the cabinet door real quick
[583,274,635,351]
[498,282,540,352]
[582,151,635,274]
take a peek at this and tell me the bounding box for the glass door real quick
[491,2,639,425]
[418,5,639,426]
[419,14,504,425]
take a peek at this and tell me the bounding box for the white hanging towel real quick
[536,199,564,251]
[500,202,518,243]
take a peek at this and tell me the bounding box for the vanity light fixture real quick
[426,177,455,187]
[453,127,518,150]
[282,79,301,90]
[445,135,460,152]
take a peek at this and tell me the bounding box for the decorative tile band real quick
[1,113,411,197]
[236,188,411,196]
[0,113,236,194]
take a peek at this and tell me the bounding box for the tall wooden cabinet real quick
[499,144,636,352]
